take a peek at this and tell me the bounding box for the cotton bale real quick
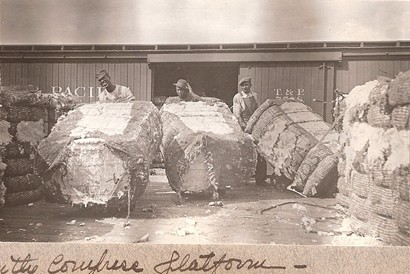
[387,71,410,107]
[37,102,162,209]
[160,97,256,198]
[392,105,410,130]
[247,99,339,197]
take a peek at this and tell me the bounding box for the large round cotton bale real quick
[247,99,339,197]
[37,102,162,210]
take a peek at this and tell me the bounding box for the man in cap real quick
[96,70,135,103]
[233,77,268,186]
[173,79,205,102]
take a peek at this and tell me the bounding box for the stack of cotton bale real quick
[0,76,4,206]
[0,86,48,206]
[0,86,81,206]
[161,97,256,199]
[37,102,162,210]
[387,71,410,245]
[246,99,339,197]
[342,72,410,245]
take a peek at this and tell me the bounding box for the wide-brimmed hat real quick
[173,79,189,90]
[238,77,252,86]
[96,70,110,80]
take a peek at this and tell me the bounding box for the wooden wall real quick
[238,62,332,121]
[335,59,410,93]
[238,59,410,122]
[2,56,410,123]
[0,61,152,102]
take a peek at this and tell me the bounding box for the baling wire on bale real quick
[160,97,257,200]
[36,102,162,212]
[340,71,410,245]
[245,99,339,197]
[0,85,81,206]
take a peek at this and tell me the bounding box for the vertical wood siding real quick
[2,57,410,122]
[0,61,152,103]
[239,62,330,120]
[335,59,410,93]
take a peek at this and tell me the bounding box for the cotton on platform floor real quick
[0,169,382,246]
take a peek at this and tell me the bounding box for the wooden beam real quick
[147,52,342,63]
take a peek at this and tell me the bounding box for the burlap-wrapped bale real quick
[3,174,43,193]
[0,108,7,120]
[392,105,410,130]
[0,118,12,207]
[394,200,410,245]
[387,70,410,107]
[342,75,410,245]
[161,97,256,198]
[0,158,6,206]
[46,95,83,131]
[37,102,161,209]
[4,188,44,206]
[339,80,382,203]
[394,166,410,202]
[4,158,34,177]
[345,124,409,244]
[0,119,12,155]
[3,141,32,159]
[0,85,45,107]
[246,99,339,197]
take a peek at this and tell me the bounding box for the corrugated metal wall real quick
[0,61,152,102]
[335,60,410,93]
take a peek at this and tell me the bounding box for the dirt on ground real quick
[0,169,383,246]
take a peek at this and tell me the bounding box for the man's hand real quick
[187,82,193,93]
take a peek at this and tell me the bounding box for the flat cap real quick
[173,79,189,90]
[238,77,252,86]
[96,70,110,80]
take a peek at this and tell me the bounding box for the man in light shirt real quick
[96,70,135,103]
[233,77,268,186]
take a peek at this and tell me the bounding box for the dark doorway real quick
[152,63,239,107]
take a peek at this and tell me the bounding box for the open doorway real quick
[152,63,239,108]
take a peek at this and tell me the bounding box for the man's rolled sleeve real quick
[232,95,246,129]
[123,87,135,101]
